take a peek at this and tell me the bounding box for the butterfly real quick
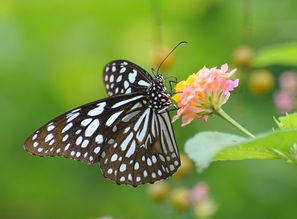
[24,60,180,187]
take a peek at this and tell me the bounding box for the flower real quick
[274,91,295,113]
[193,199,218,219]
[188,182,209,205]
[279,71,297,93]
[274,71,297,113]
[172,64,239,126]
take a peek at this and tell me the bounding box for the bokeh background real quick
[1,0,297,218]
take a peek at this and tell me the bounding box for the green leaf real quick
[185,132,246,171]
[277,112,297,129]
[253,42,297,67]
[185,129,297,172]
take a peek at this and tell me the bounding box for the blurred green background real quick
[1,0,297,218]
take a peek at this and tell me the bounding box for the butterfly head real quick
[147,75,171,110]
[155,74,165,85]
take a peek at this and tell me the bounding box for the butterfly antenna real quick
[156,41,188,74]
[151,67,156,77]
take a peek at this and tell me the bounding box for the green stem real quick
[215,108,255,138]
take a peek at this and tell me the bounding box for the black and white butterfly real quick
[24,60,180,186]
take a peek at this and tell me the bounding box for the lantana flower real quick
[172,63,254,138]
[172,64,239,126]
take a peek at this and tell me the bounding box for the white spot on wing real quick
[120,132,133,151]
[47,125,55,131]
[134,162,139,170]
[120,67,126,73]
[128,70,137,83]
[112,95,143,108]
[95,134,104,144]
[49,139,55,146]
[111,154,118,161]
[85,119,100,137]
[32,134,37,141]
[128,174,132,181]
[138,80,150,86]
[134,108,150,132]
[124,81,129,89]
[65,143,70,151]
[125,88,131,94]
[125,140,136,157]
[116,75,122,82]
[147,158,152,166]
[88,102,106,116]
[136,109,150,142]
[120,164,127,172]
[45,133,54,142]
[67,112,79,122]
[106,110,123,126]
[122,110,140,122]
[76,136,83,145]
[81,139,89,148]
[94,146,101,154]
[110,75,114,83]
[81,118,92,127]
[62,135,69,142]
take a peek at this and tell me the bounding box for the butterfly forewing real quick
[24,93,147,164]
[103,60,153,96]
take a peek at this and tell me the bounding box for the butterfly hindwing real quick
[103,60,153,96]
[99,106,180,186]
[24,93,147,164]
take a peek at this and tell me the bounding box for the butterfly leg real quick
[166,76,178,96]
[158,103,179,113]
[167,104,179,112]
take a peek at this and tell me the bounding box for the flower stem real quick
[215,108,255,138]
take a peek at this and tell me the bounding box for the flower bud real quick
[173,153,194,179]
[170,187,190,211]
[147,181,170,202]
[151,46,175,71]
[193,199,218,219]
[232,45,255,68]
[248,69,275,95]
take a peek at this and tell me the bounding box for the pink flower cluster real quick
[274,71,297,113]
[188,182,217,217]
[172,64,239,126]
[188,182,209,204]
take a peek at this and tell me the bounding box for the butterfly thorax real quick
[147,75,171,111]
